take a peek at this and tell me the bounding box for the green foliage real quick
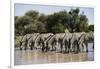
[46,10,68,33]
[25,10,39,20]
[89,25,94,31]
[15,36,23,48]
[15,16,33,35]
[15,8,94,35]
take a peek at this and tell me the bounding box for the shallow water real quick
[14,43,94,65]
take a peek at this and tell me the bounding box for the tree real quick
[15,16,33,35]
[89,25,94,31]
[25,10,47,33]
[68,8,80,32]
[67,8,89,32]
[76,14,89,32]
[25,10,39,20]
[38,14,47,23]
[46,10,68,33]
[15,8,91,35]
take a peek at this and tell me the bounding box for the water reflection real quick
[14,43,94,65]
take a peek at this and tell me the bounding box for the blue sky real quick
[15,4,94,25]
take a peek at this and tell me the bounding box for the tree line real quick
[15,8,94,36]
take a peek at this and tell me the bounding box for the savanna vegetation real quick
[15,8,94,36]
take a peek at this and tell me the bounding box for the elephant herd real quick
[19,31,94,53]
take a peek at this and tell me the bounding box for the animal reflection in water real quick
[15,49,94,65]
[20,31,94,54]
